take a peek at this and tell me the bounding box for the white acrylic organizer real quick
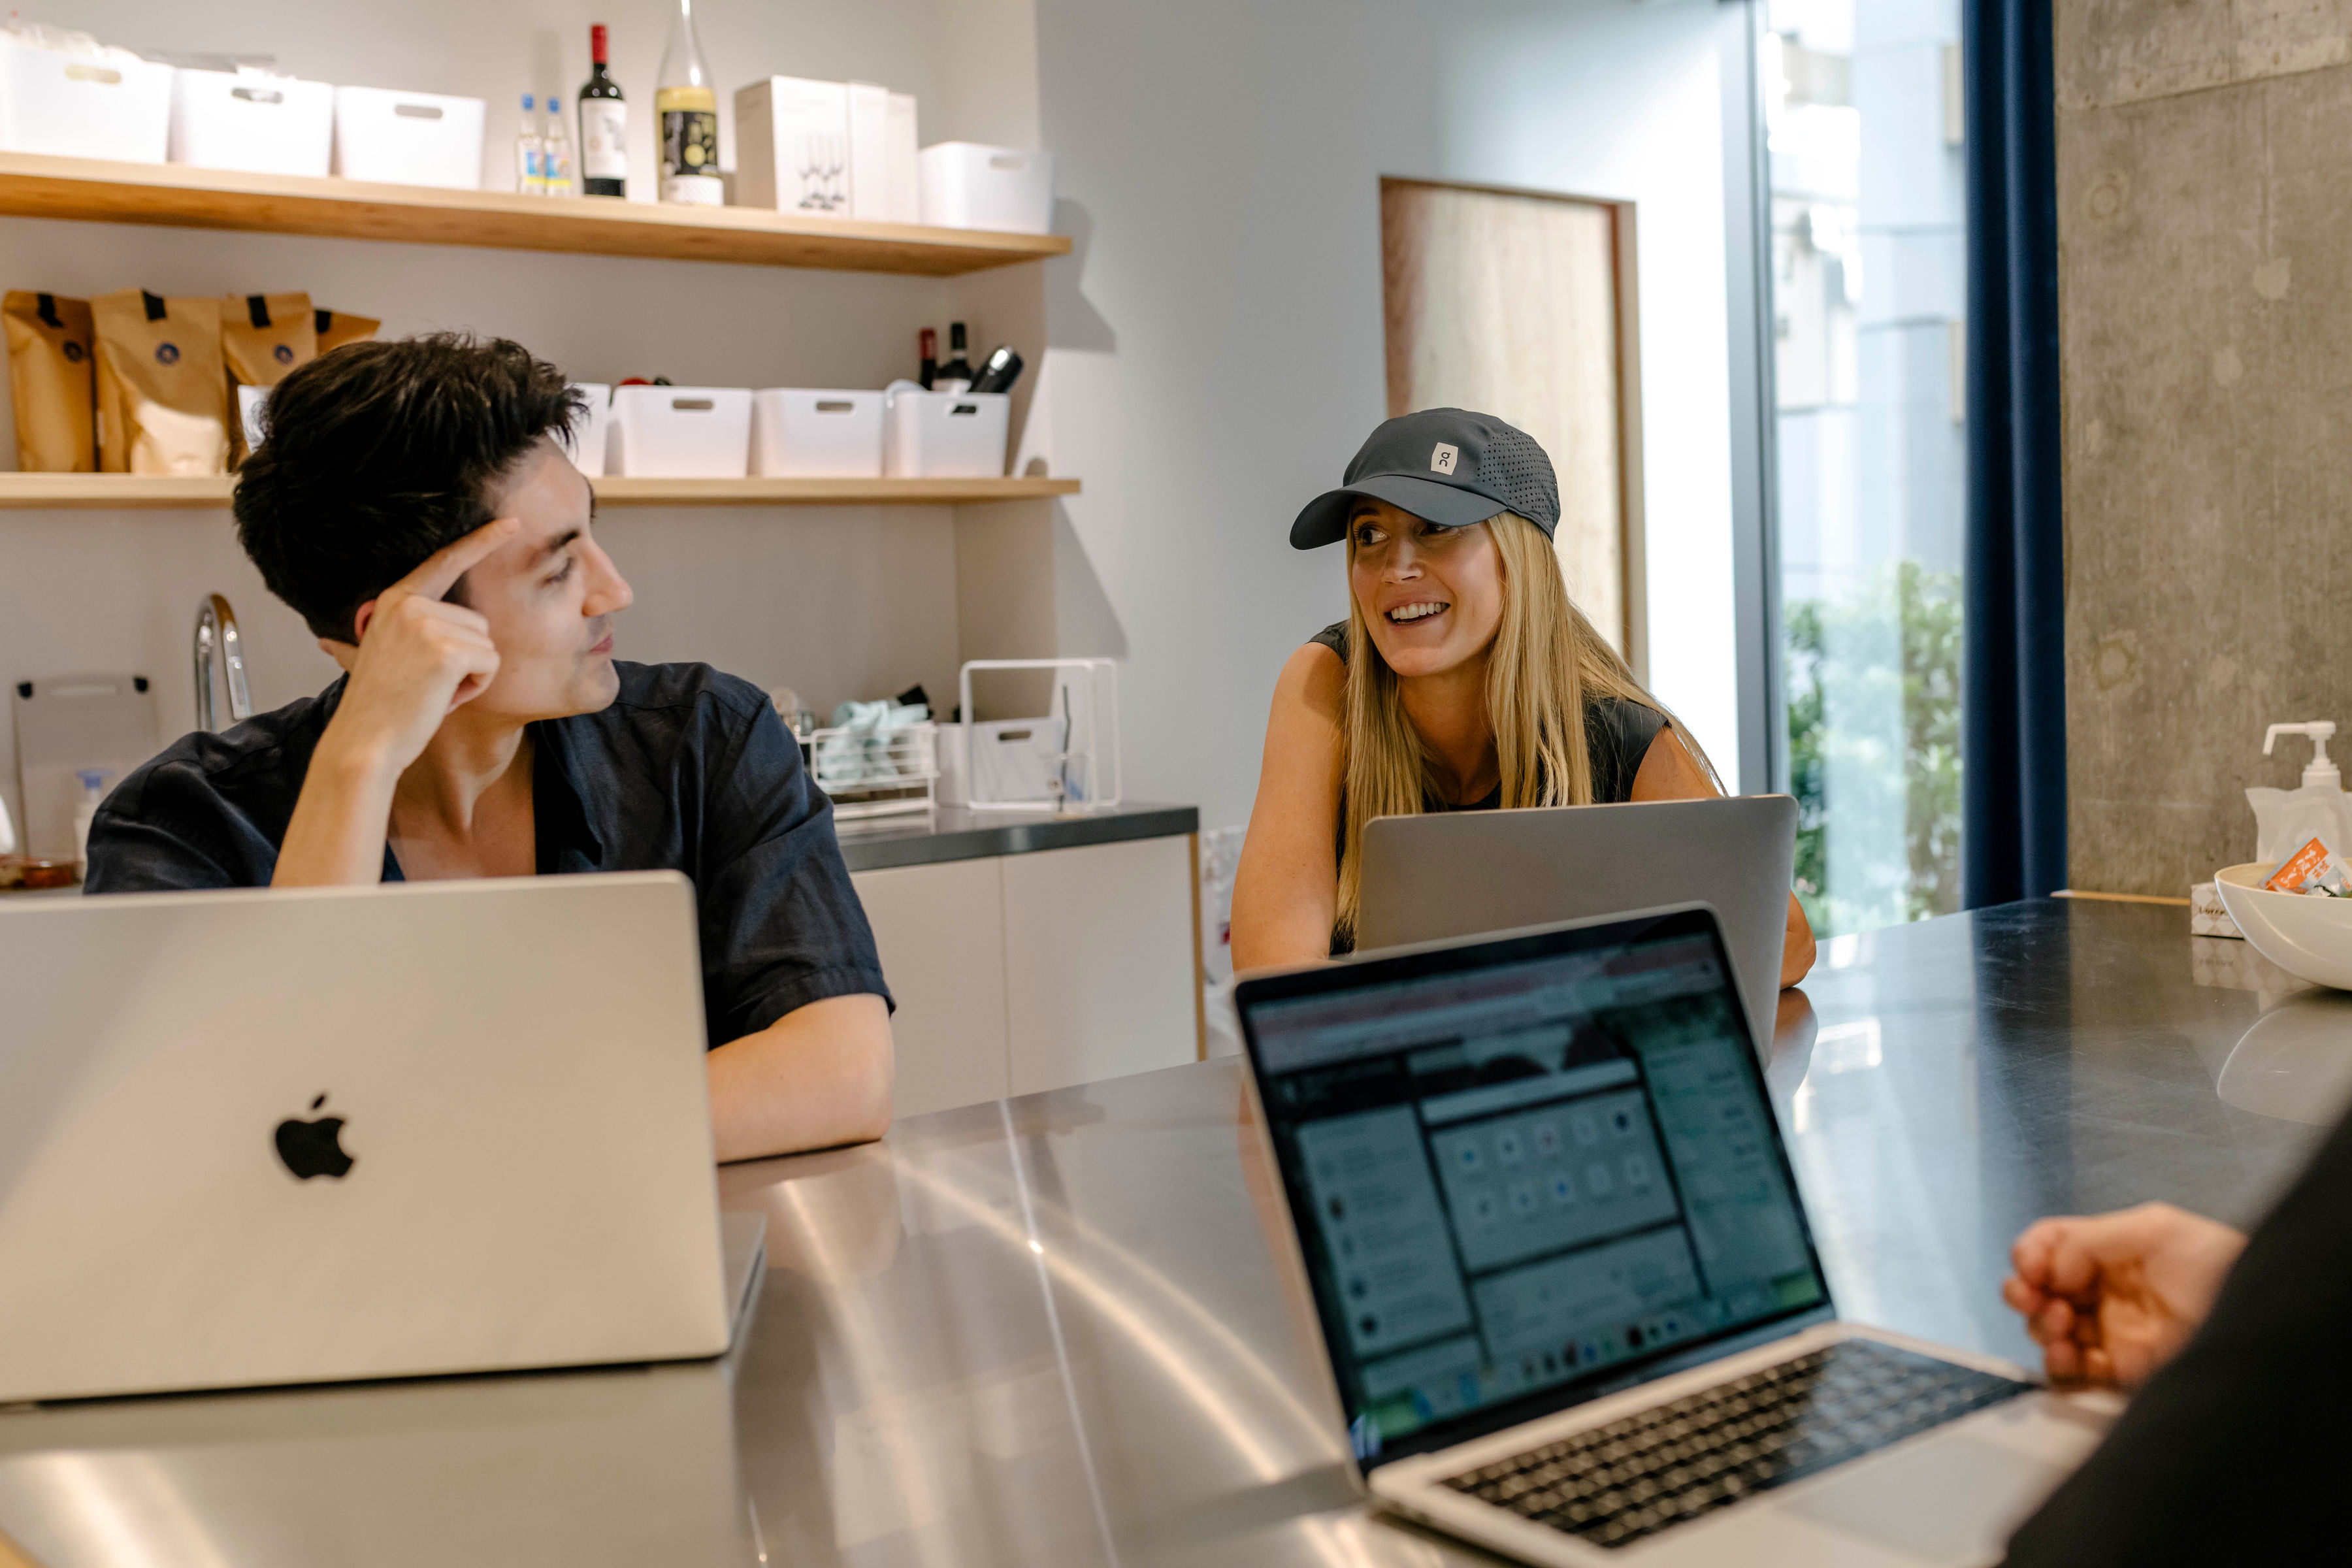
[947,659,1120,812]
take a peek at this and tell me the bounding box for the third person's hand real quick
[2000,1201,2246,1389]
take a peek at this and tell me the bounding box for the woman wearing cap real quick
[1230,408,1815,983]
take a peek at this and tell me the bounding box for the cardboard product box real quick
[734,76,849,215]
[847,81,890,222]
[886,93,919,223]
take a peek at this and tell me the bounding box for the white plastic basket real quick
[809,719,938,820]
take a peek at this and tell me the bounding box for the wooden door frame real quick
[1378,175,1648,685]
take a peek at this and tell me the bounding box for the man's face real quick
[449,437,634,721]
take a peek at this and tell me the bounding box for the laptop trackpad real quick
[1788,1435,2062,1563]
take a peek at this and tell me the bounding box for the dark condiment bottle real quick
[938,321,974,391]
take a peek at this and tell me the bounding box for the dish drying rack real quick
[807,720,939,819]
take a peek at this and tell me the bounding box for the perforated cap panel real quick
[1290,406,1561,548]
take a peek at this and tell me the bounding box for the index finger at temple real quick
[396,517,520,601]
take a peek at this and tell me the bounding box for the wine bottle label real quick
[659,108,717,176]
[581,101,627,180]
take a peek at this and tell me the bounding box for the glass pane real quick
[1764,0,1965,936]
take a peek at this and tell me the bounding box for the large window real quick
[1763,0,1965,936]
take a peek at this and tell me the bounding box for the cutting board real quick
[12,674,159,860]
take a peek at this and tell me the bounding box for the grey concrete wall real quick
[2059,0,2352,894]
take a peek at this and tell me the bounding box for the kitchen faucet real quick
[193,594,253,732]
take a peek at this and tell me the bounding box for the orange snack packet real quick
[2266,838,2340,894]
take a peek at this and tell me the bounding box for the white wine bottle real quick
[655,0,722,206]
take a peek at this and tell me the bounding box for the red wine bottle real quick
[918,327,938,390]
[579,25,627,199]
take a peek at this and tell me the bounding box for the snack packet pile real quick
[2263,837,2352,896]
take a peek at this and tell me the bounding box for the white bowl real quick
[2215,862,2352,989]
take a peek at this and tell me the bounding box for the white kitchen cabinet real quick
[1002,835,1198,1096]
[850,831,1199,1120]
[850,858,1009,1119]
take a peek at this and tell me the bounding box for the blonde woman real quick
[1231,408,1815,983]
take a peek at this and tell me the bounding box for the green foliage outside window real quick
[1785,561,1962,936]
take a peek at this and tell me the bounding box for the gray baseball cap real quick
[1290,407,1560,549]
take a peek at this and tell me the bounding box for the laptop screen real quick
[1236,908,1831,1467]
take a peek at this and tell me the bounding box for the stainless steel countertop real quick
[1,899,2339,1567]
[835,800,1199,874]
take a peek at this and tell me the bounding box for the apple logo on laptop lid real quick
[274,1093,357,1181]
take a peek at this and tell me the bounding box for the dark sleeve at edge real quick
[2001,1107,2352,1565]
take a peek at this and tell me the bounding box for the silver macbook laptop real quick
[0,873,763,1404]
[1356,796,1799,1056]
[1234,907,2111,1566]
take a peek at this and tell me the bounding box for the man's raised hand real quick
[316,517,519,779]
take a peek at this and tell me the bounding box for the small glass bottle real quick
[516,94,546,195]
[542,97,577,197]
[655,0,722,205]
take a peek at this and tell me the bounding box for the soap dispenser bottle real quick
[2248,722,2352,866]
[71,768,110,872]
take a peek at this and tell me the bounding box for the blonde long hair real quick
[1334,512,1713,944]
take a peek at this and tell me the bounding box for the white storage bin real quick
[564,383,611,478]
[917,142,1054,235]
[331,85,485,189]
[0,36,172,163]
[169,69,333,177]
[883,389,1009,479]
[751,389,883,478]
[610,385,751,479]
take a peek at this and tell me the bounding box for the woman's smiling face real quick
[1348,498,1505,679]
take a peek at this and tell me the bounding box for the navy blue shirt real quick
[84,661,892,1049]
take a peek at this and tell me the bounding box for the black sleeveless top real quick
[1309,620,1668,953]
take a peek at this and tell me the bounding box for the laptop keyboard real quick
[1442,1338,2032,1550]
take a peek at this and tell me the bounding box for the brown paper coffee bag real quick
[3,291,95,472]
[312,308,381,356]
[92,289,227,476]
[221,291,314,466]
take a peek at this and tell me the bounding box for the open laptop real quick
[1234,906,2110,1565]
[1357,796,1799,1056]
[0,873,763,1404]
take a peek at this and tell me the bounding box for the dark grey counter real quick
[0,899,2336,1566]
[834,800,1199,872]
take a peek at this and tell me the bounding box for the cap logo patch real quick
[1430,442,1459,476]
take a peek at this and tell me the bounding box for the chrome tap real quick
[193,594,253,732]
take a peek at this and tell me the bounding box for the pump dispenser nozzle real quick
[2265,722,2342,790]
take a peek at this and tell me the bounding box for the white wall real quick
[1422,0,1742,776]
[1026,0,1741,827]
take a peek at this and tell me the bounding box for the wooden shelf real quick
[0,152,1071,275]
[0,474,1080,510]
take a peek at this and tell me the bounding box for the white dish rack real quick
[808,719,938,820]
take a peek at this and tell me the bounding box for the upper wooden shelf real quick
[0,474,1080,509]
[0,152,1071,275]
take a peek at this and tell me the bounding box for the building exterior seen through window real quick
[1765,0,1965,936]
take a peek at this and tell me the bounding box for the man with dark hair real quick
[86,335,894,1162]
